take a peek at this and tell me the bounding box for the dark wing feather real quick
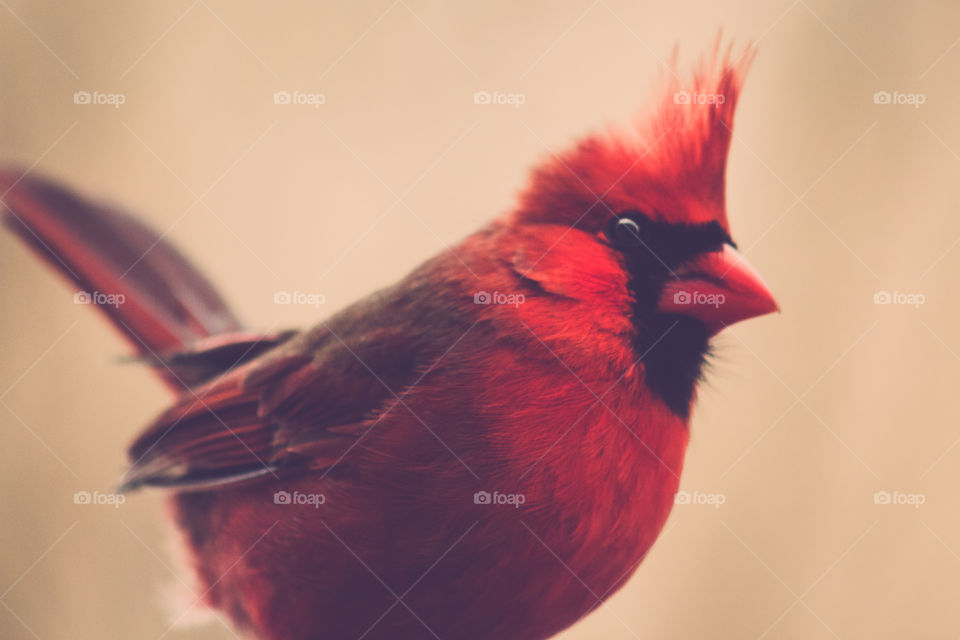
[120,320,440,492]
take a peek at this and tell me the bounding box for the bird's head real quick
[504,44,777,417]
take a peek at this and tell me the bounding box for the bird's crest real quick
[513,40,755,233]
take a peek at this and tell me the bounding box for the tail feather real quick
[1,168,245,386]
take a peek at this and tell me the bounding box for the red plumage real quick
[3,43,775,639]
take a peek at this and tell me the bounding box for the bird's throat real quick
[634,314,710,420]
[627,272,711,421]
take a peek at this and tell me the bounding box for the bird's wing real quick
[120,319,440,492]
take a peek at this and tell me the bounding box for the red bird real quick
[3,46,776,640]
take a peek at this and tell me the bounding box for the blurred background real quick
[2,1,959,638]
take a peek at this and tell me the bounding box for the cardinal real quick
[3,44,776,640]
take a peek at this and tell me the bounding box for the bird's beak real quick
[657,245,778,335]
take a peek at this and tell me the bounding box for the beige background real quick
[2,1,959,638]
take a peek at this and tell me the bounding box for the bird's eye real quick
[606,215,644,248]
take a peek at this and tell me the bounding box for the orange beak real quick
[657,245,778,335]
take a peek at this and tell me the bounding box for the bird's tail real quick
[1,168,252,390]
